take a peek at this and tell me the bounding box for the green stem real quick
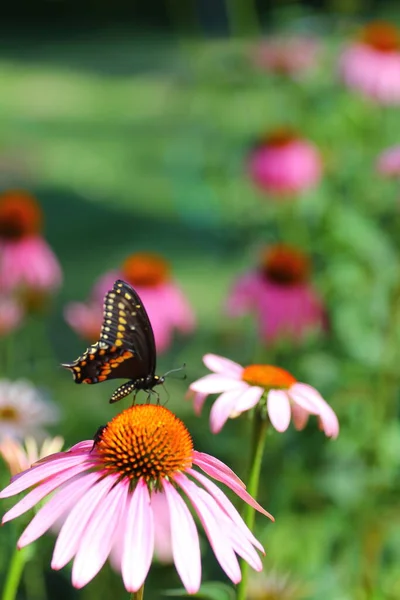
[130,585,144,600]
[2,546,30,600]
[237,409,268,600]
[225,0,260,37]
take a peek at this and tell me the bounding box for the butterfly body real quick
[63,279,164,403]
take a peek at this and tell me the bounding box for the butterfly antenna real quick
[162,363,187,380]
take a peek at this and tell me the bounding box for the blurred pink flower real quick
[64,301,102,343]
[339,22,400,105]
[376,145,400,177]
[188,354,339,437]
[0,296,24,336]
[248,128,323,196]
[226,245,325,344]
[0,435,64,476]
[0,404,273,594]
[0,190,62,298]
[253,36,320,77]
[66,252,196,352]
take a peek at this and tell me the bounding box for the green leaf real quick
[164,582,236,600]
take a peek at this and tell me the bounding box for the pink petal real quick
[151,492,173,563]
[176,475,241,583]
[72,479,130,588]
[51,474,119,569]
[186,390,208,416]
[209,389,246,434]
[1,453,92,497]
[17,472,100,548]
[288,383,323,413]
[267,390,291,432]
[233,386,264,413]
[3,464,90,523]
[202,354,243,378]
[189,374,245,394]
[187,468,264,553]
[291,403,309,430]
[162,478,201,594]
[122,479,154,593]
[192,451,245,489]
[290,383,339,438]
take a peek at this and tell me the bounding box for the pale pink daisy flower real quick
[376,145,400,177]
[0,190,62,300]
[0,379,59,441]
[253,36,320,77]
[188,354,339,437]
[0,295,24,336]
[0,404,273,594]
[248,128,323,197]
[226,245,325,344]
[66,252,196,351]
[0,435,64,476]
[339,22,400,105]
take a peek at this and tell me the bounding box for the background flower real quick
[0,435,64,476]
[253,36,320,77]
[376,145,400,177]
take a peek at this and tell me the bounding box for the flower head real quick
[188,354,339,437]
[253,36,320,77]
[339,21,400,105]
[66,252,196,351]
[248,569,310,600]
[248,128,323,197]
[376,145,400,178]
[0,404,273,594]
[0,435,64,476]
[0,380,59,441]
[226,244,325,344]
[0,190,62,295]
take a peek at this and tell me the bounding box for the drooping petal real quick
[122,479,154,593]
[176,475,241,583]
[3,464,90,523]
[209,389,247,433]
[202,354,244,379]
[187,468,264,553]
[267,390,291,432]
[288,383,322,413]
[233,385,264,413]
[51,474,119,569]
[162,478,201,594]
[291,402,309,430]
[1,453,93,497]
[290,383,339,438]
[72,478,130,588]
[186,390,208,416]
[151,491,173,563]
[18,472,100,548]
[192,451,245,488]
[189,374,245,394]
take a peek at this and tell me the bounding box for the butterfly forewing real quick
[63,279,157,384]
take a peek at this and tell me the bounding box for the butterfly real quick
[62,279,164,403]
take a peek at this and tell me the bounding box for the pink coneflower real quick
[253,36,320,77]
[0,295,24,336]
[0,404,273,593]
[64,301,102,343]
[226,244,325,344]
[0,190,62,300]
[376,145,400,177]
[188,354,339,437]
[66,252,196,352]
[339,21,400,105]
[248,128,323,197]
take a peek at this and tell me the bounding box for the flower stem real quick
[237,408,269,600]
[2,546,30,600]
[130,585,144,600]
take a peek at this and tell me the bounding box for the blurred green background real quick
[1,0,400,599]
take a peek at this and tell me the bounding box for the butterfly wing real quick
[62,279,156,384]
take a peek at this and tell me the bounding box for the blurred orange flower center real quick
[261,244,310,285]
[242,365,296,389]
[0,191,42,240]
[0,406,19,421]
[122,253,169,287]
[361,22,399,52]
[261,127,297,148]
[97,404,193,483]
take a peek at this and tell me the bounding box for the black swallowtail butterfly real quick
[62,279,164,403]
